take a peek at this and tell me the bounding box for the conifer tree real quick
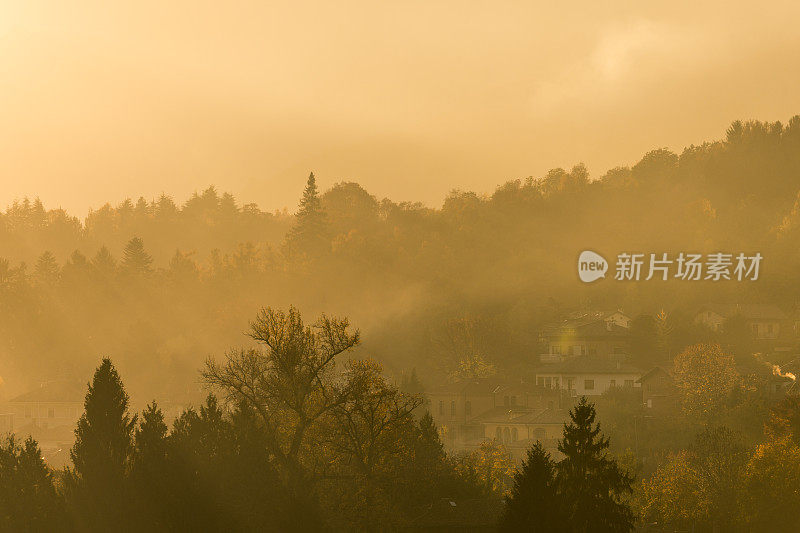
[131,401,169,529]
[34,251,60,285]
[92,245,117,278]
[285,172,329,257]
[69,358,136,528]
[500,442,566,532]
[0,435,65,531]
[557,397,634,533]
[120,237,153,276]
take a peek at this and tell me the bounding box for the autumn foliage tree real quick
[673,343,739,422]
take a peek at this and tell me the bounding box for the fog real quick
[2,1,800,216]
[3,3,800,530]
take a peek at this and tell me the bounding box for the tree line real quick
[1,307,639,531]
[4,118,800,400]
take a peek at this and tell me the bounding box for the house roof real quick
[696,304,787,321]
[540,319,629,339]
[469,406,568,426]
[535,357,642,376]
[9,381,85,403]
[428,377,537,396]
[637,365,674,383]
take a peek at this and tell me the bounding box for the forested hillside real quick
[2,117,800,401]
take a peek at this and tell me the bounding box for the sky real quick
[1,0,799,217]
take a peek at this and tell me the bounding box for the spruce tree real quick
[92,245,117,278]
[0,435,65,531]
[34,251,60,285]
[120,237,153,276]
[556,397,634,533]
[285,172,329,257]
[500,442,566,532]
[131,401,169,529]
[69,358,136,528]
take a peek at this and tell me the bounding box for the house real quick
[694,304,788,340]
[538,310,631,363]
[426,377,563,452]
[534,357,642,396]
[8,381,84,430]
[467,406,570,461]
[637,366,679,411]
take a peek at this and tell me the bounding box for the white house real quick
[8,381,84,430]
[534,357,642,396]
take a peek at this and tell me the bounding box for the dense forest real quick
[3,117,800,530]
[3,117,800,402]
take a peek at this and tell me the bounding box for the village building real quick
[538,310,631,363]
[637,365,679,411]
[8,381,84,430]
[426,377,567,454]
[694,304,790,341]
[534,357,642,397]
[467,406,569,461]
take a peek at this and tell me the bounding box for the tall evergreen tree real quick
[68,358,136,529]
[131,401,170,530]
[120,237,153,276]
[285,172,329,257]
[0,435,65,531]
[500,442,566,532]
[557,397,634,533]
[91,245,117,278]
[34,251,60,286]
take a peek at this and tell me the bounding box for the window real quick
[47,408,55,419]
[512,428,518,442]
[503,395,509,406]
[68,407,77,418]
[589,347,597,356]
[438,400,443,415]
[552,345,562,355]
[537,377,544,387]
[510,395,517,406]
[465,401,472,416]
[584,379,595,390]
[450,401,456,416]
[503,427,511,444]
[496,427,502,440]
[767,323,774,335]
[547,400,554,409]
[610,379,616,387]
[544,377,552,388]
[535,428,546,440]
[567,378,575,390]
[647,383,652,392]
[646,399,653,408]
[553,378,560,389]
[624,380,634,388]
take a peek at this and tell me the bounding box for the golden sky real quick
[1,1,799,215]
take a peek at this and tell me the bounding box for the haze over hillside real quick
[2,2,800,215]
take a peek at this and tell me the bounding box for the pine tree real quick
[500,442,567,532]
[285,172,329,257]
[131,401,169,529]
[34,251,60,285]
[92,245,117,278]
[0,435,65,531]
[557,397,634,533]
[120,237,153,276]
[69,358,136,528]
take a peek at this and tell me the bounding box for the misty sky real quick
[1,1,799,216]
